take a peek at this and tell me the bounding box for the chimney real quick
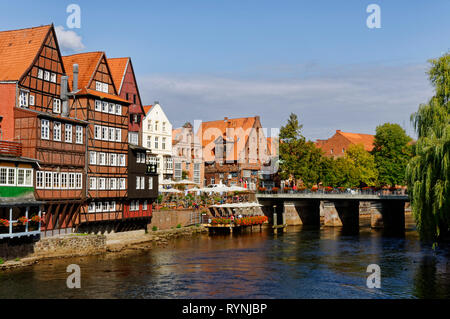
[154,101,159,105]
[61,75,69,116]
[72,64,79,92]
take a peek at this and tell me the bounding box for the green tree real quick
[322,156,359,188]
[372,123,412,186]
[279,113,323,187]
[346,144,378,187]
[406,53,450,242]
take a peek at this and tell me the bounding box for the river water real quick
[0,216,449,299]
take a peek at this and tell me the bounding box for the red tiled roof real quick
[62,52,103,89]
[107,57,129,92]
[338,131,375,152]
[143,105,153,115]
[76,88,129,104]
[0,25,51,81]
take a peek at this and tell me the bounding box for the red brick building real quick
[316,130,375,158]
[0,25,87,236]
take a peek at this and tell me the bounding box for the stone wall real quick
[0,237,37,260]
[34,234,106,257]
[148,209,208,231]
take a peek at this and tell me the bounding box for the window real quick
[65,124,72,143]
[76,173,82,189]
[111,201,116,212]
[94,125,101,140]
[174,162,182,179]
[165,157,173,170]
[76,126,83,144]
[89,151,97,165]
[133,94,137,104]
[102,83,108,93]
[18,169,33,187]
[155,121,159,131]
[143,200,148,210]
[154,137,159,149]
[211,178,215,185]
[37,69,43,79]
[6,168,14,186]
[115,104,122,116]
[96,81,103,92]
[69,173,75,189]
[29,95,35,106]
[99,153,106,166]
[162,137,166,150]
[101,126,108,141]
[119,154,126,166]
[148,121,152,131]
[108,103,115,114]
[110,178,117,190]
[162,122,166,132]
[36,171,44,189]
[95,100,102,112]
[109,127,115,141]
[53,122,62,141]
[102,101,108,113]
[61,173,68,189]
[119,178,126,190]
[45,172,52,189]
[53,172,60,189]
[110,153,117,166]
[44,71,50,81]
[96,202,103,212]
[0,168,6,185]
[98,178,106,190]
[136,176,141,190]
[129,132,138,145]
[53,98,61,113]
[88,202,96,213]
[115,128,121,142]
[194,163,201,184]
[130,200,136,211]
[19,90,29,107]
[41,119,50,140]
[89,177,97,190]
[104,202,110,212]
[148,176,153,190]
[50,73,57,83]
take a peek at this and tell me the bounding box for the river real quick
[0,215,449,299]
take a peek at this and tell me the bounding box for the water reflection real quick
[0,224,449,299]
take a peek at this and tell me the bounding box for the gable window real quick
[53,122,62,141]
[29,95,35,106]
[37,69,43,79]
[53,98,61,113]
[162,122,166,132]
[19,91,29,108]
[96,81,103,92]
[65,124,72,143]
[75,126,83,144]
[44,71,50,81]
[50,73,57,83]
[102,83,108,93]
[155,121,159,131]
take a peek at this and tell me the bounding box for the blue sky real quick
[1,0,449,139]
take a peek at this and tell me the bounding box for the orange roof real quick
[0,25,51,81]
[338,131,375,152]
[62,52,103,89]
[198,116,261,162]
[76,88,129,103]
[143,105,153,115]
[107,57,129,92]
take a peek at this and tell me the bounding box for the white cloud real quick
[55,25,85,52]
[137,63,433,141]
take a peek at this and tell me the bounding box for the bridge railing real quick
[257,187,408,197]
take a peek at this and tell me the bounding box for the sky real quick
[1,0,449,140]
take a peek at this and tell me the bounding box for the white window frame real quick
[41,119,50,140]
[19,90,29,108]
[89,177,97,190]
[53,98,61,114]
[89,151,97,165]
[69,173,76,189]
[29,94,35,106]
[36,171,44,189]
[44,71,50,81]
[102,83,108,93]
[94,125,101,140]
[37,69,43,79]
[50,73,57,83]
[61,173,68,189]
[115,104,122,116]
[65,124,73,143]
[102,101,108,113]
[76,173,82,189]
[115,128,121,142]
[53,172,60,189]
[76,126,83,144]
[96,81,103,92]
[108,103,115,114]
[53,122,62,141]
[45,172,52,189]
[101,126,108,141]
[119,154,126,167]
[95,100,102,112]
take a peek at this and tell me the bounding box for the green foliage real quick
[176,224,182,229]
[346,144,378,186]
[0,258,3,265]
[279,113,324,187]
[372,123,412,186]
[406,53,450,242]
[152,226,158,232]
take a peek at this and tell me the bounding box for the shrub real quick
[0,258,4,265]
[152,226,158,232]
[176,224,182,229]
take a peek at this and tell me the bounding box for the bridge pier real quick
[292,200,321,226]
[370,201,405,232]
[323,200,359,231]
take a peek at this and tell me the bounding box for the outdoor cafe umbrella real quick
[160,179,177,186]
[174,179,198,185]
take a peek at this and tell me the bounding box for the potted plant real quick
[272,187,279,193]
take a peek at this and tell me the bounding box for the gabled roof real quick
[338,131,375,152]
[62,51,104,89]
[0,25,52,81]
[143,105,153,115]
[107,57,129,92]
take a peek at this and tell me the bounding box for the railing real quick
[0,210,41,239]
[257,187,408,197]
[0,140,22,157]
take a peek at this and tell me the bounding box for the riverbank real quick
[0,225,208,271]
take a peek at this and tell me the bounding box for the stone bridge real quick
[256,193,410,232]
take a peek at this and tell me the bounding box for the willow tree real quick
[406,53,450,242]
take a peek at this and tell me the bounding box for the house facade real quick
[172,122,204,185]
[198,116,270,189]
[315,130,375,158]
[0,24,87,236]
[142,103,173,183]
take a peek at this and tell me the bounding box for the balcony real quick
[0,206,42,239]
[0,140,22,157]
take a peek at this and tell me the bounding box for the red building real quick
[0,25,87,236]
[316,130,375,158]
